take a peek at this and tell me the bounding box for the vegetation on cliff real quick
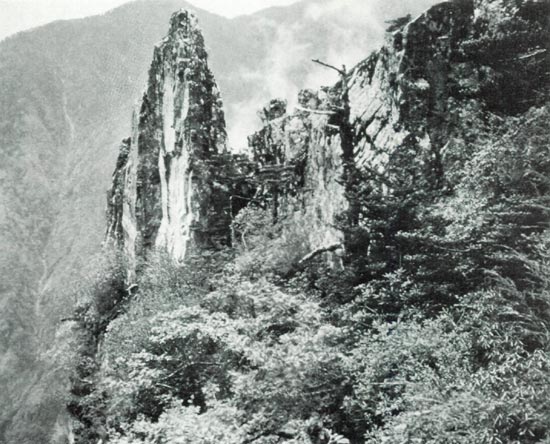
[72,105,550,444]
[68,0,550,443]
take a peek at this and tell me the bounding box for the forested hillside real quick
[67,0,550,443]
[0,1,441,442]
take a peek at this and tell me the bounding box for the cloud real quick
[225,0,388,148]
[222,0,441,149]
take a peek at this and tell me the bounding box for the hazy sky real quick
[0,0,299,41]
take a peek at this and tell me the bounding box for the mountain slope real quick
[68,0,550,442]
[0,0,441,442]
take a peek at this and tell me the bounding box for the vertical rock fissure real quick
[106,10,229,270]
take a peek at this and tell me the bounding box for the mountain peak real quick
[168,8,200,36]
[106,10,229,270]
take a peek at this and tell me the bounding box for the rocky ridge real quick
[249,0,549,257]
[73,0,550,442]
[107,0,549,273]
[1,1,464,442]
[106,10,231,273]
[106,11,350,271]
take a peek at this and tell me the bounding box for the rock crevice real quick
[106,10,229,273]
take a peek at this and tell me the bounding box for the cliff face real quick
[243,0,548,267]
[248,93,348,262]
[346,0,548,180]
[106,10,229,270]
[109,0,548,271]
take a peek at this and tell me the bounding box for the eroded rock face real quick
[246,0,548,264]
[346,0,548,182]
[248,90,348,260]
[107,0,548,275]
[106,10,229,272]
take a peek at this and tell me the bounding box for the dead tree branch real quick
[298,243,343,265]
[312,59,346,76]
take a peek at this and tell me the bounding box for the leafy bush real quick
[233,205,313,277]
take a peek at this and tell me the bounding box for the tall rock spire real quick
[106,10,229,272]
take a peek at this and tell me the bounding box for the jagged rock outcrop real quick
[106,0,548,276]
[245,0,548,266]
[346,0,548,178]
[248,92,348,261]
[106,10,230,271]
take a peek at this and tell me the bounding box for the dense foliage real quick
[1,1,445,441]
[67,2,550,441]
[68,100,550,443]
